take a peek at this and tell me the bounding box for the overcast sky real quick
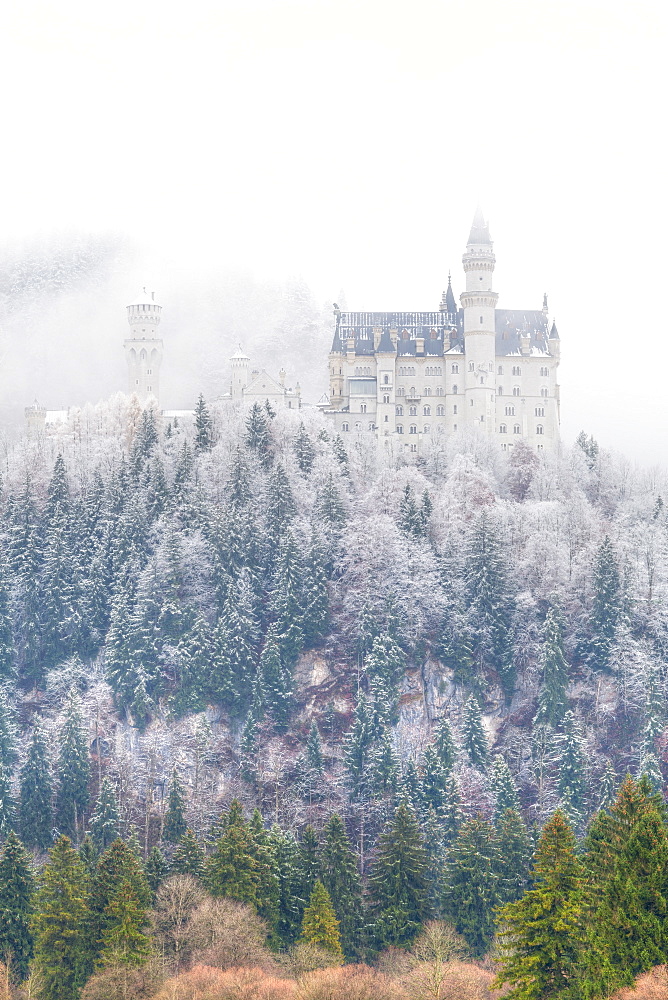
[1,0,666,462]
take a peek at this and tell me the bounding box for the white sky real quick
[1,0,667,462]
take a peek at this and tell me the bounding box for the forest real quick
[0,395,668,998]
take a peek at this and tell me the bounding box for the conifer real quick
[55,694,91,843]
[259,626,293,731]
[344,694,376,800]
[89,777,120,850]
[462,694,489,771]
[320,813,365,960]
[496,808,532,904]
[205,801,278,921]
[172,828,205,879]
[0,831,35,981]
[163,770,188,844]
[297,825,321,906]
[534,607,569,727]
[442,817,502,956]
[398,485,425,538]
[302,530,329,645]
[590,535,622,671]
[434,715,457,771]
[464,508,514,692]
[294,422,315,474]
[0,763,14,839]
[19,721,54,850]
[306,721,324,775]
[194,393,213,452]
[145,846,167,897]
[267,825,303,945]
[100,879,151,967]
[299,880,343,960]
[0,700,16,773]
[246,402,271,466]
[491,754,520,819]
[556,710,586,824]
[368,802,431,949]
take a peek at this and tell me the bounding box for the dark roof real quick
[376,328,396,353]
[331,310,463,354]
[468,206,492,246]
[495,309,551,356]
[549,319,560,340]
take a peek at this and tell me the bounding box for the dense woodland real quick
[1,397,668,998]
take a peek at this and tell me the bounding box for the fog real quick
[0,0,666,462]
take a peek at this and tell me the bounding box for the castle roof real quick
[331,310,463,356]
[467,206,492,245]
[495,309,551,356]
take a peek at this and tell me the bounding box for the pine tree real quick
[441,772,463,846]
[19,722,54,850]
[299,880,343,960]
[496,808,532,905]
[462,694,489,771]
[0,574,15,682]
[421,743,450,819]
[100,880,151,966]
[205,801,278,921]
[32,836,91,1000]
[590,536,622,672]
[534,607,569,727]
[239,714,260,785]
[0,763,14,839]
[434,715,457,772]
[556,711,586,825]
[89,838,151,963]
[297,825,321,908]
[368,803,431,949]
[0,832,35,981]
[364,632,405,728]
[332,435,349,472]
[171,828,205,879]
[194,393,213,452]
[259,626,293,731]
[495,811,582,1000]
[491,754,520,820]
[78,834,98,880]
[145,846,167,897]
[294,423,315,474]
[306,721,324,775]
[269,529,305,666]
[246,402,271,466]
[89,777,120,850]
[265,465,295,539]
[55,695,91,843]
[163,770,187,844]
[442,817,502,957]
[398,485,425,538]
[302,530,329,646]
[267,826,302,946]
[0,700,16,774]
[320,813,365,960]
[344,694,376,800]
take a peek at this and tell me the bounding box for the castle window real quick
[535,406,545,417]
[454,424,458,431]
[384,415,389,422]
[423,405,431,416]
[470,399,474,406]
[368,422,374,431]
[505,405,515,416]
[489,362,493,371]
[513,386,520,396]
[397,387,405,396]
[424,387,432,396]
[437,405,445,416]
[397,424,404,434]
[147,368,152,375]
[135,379,139,385]
[383,395,390,403]
[480,414,485,422]
[499,423,507,433]
[541,387,549,397]
[147,386,152,393]
[468,362,474,372]
[452,384,458,394]
[383,374,389,384]
[355,422,362,431]
[396,405,403,415]
[498,366,503,374]
[436,386,444,396]
[401,329,410,340]
[512,366,522,376]
[451,364,459,373]
[497,385,503,395]
[480,376,484,384]
[540,366,549,377]
[536,424,544,435]
[410,386,416,395]
[453,405,458,414]
[342,422,349,431]
[537,443,544,450]
[409,406,417,416]
[513,423,521,434]
[480,315,483,324]
[410,443,418,452]
[423,424,430,434]
[360,403,367,413]
[409,424,417,434]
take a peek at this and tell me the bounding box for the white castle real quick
[322,209,561,454]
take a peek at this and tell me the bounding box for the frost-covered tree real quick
[462,694,489,771]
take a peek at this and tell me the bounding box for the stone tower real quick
[229,347,251,401]
[461,207,498,435]
[124,289,163,403]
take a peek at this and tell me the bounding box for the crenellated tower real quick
[461,208,498,434]
[124,289,163,403]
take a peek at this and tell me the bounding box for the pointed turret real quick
[376,327,395,353]
[549,319,559,340]
[467,205,492,246]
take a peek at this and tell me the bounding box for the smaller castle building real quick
[228,348,302,409]
[124,289,164,403]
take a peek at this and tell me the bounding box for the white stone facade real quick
[228,349,302,409]
[322,210,560,455]
[124,290,164,404]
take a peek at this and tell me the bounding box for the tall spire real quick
[467,205,492,246]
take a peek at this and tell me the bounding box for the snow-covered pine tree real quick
[462,694,489,771]
[89,777,120,850]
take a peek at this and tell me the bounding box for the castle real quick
[322,209,561,454]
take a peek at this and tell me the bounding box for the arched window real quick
[468,362,475,372]
[409,424,417,434]
[453,404,458,414]
[409,406,417,416]
[383,374,389,384]
[355,421,362,431]
[410,386,416,396]
[397,424,404,434]
[423,405,431,416]
[541,387,549,397]
[423,424,430,434]
[497,385,503,395]
[436,405,445,416]
[505,405,515,416]
[452,384,458,394]
[368,422,374,431]
[513,386,520,396]
[540,366,549,377]
[424,386,432,396]
[451,363,459,374]
[498,365,503,375]
[536,424,544,435]
[383,394,390,404]
[384,415,389,422]
[396,405,404,415]
[360,403,367,413]
[513,423,521,434]
[410,443,418,453]
[535,406,545,417]
[512,365,522,376]
[436,386,444,395]
[499,423,507,433]
[397,386,405,397]
[342,422,349,431]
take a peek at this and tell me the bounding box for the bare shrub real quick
[153,875,206,970]
[150,965,295,1000]
[296,964,405,1000]
[402,960,497,1000]
[187,899,278,973]
[409,923,469,964]
[611,966,668,999]
[374,948,417,977]
[279,942,344,978]
[80,958,166,1000]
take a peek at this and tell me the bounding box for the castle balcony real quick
[404,390,421,402]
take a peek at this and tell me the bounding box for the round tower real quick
[461,208,498,434]
[124,288,164,403]
[229,347,251,402]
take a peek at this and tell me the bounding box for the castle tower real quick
[124,289,163,403]
[461,207,498,434]
[229,347,251,401]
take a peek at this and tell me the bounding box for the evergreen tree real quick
[398,485,425,538]
[306,721,324,775]
[434,715,457,772]
[265,465,295,539]
[0,831,35,981]
[194,393,213,452]
[19,722,54,850]
[259,626,293,731]
[297,825,321,906]
[302,530,329,645]
[364,632,406,727]
[465,509,515,693]
[78,834,98,880]
[496,808,532,905]
[332,434,349,472]
[145,846,167,897]
[441,772,463,846]
[55,695,91,843]
[0,762,14,839]
[163,770,187,844]
[205,801,278,922]
[239,715,260,785]
[462,694,489,771]
[246,402,271,466]
[299,880,343,960]
[556,711,586,825]
[171,828,205,879]
[267,826,302,946]
[32,836,91,1000]
[344,694,376,800]
[89,777,120,851]
[442,817,502,956]
[421,743,450,819]
[269,529,305,666]
[100,880,151,967]
[590,536,622,672]
[294,422,315,474]
[320,813,365,960]
[535,607,569,727]
[89,838,151,962]
[491,754,520,819]
[0,699,16,773]
[495,811,582,1000]
[368,803,431,949]
[0,574,15,682]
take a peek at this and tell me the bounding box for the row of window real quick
[499,424,545,435]
[354,367,372,376]
[347,363,550,379]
